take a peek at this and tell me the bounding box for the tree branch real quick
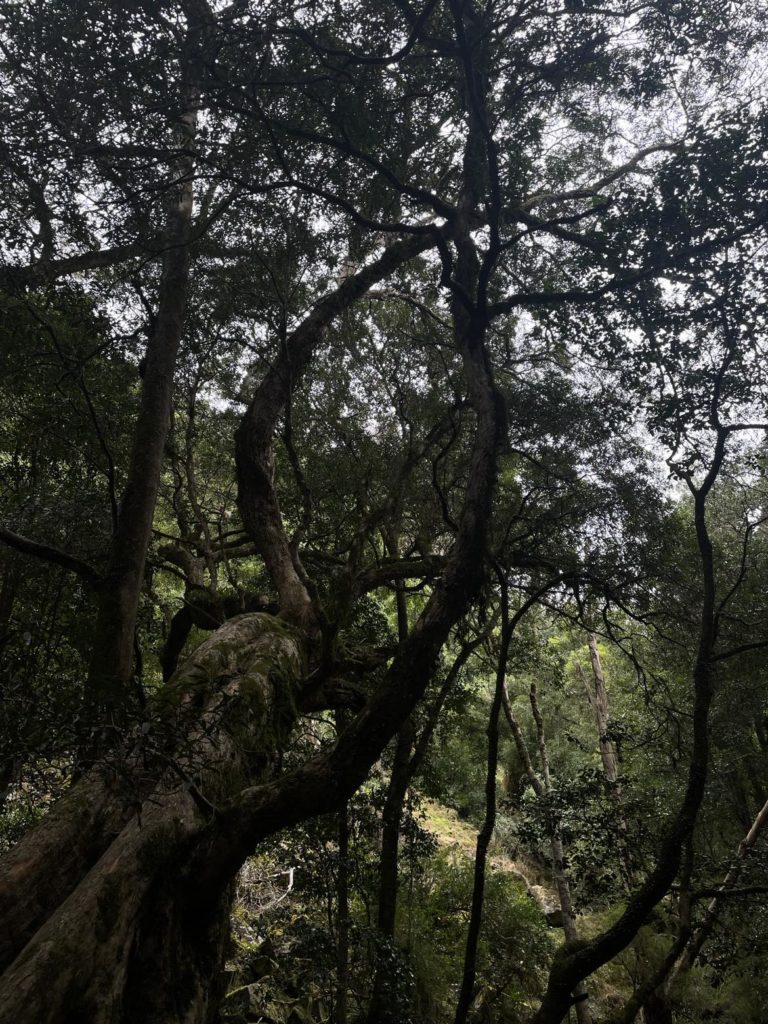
[0,526,101,586]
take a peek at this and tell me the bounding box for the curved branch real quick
[235,232,436,622]
[0,245,145,291]
[0,526,101,586]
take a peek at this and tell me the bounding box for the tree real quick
[1,2,768,1022]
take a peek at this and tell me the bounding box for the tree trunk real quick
[533,439,725,1024]
[669,794,768,984]
[580,637,675,1024]
[529,684,592,1024]
[454,646,506,1024]
[0,556,17,657]
[0,17,507,1005]
[454,579,562,1024]
[585,635,621,788]
[366,637,485,1024]
[0,253,505,1020]
[367,720,415,1024]
[579,635,633,887]
[0,613,305,1023]
[85,46,198,713]
[336,799,350,1024]
[367,542,414,1024]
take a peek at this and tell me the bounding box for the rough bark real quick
[181,238,503,915]
[0,613,305,1023]
[0,344,501,1021]
[160,588,277,682]
[0,754,152,975]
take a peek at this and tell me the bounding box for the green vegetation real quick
[1,2,768,1022]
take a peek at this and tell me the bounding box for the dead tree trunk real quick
[578,635,633,886]
[612,800,768,1024]
[584,635,621,790]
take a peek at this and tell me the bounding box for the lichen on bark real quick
[0,612,308,1024]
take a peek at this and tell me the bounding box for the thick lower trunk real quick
[121,869,234,1023]
[641,992,674,1024]
[0,614,305,1024]
[0,758,148,974]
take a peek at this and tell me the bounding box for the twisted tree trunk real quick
[0,613,306,1024]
